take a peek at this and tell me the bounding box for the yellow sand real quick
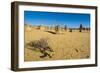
[24,28,90,61]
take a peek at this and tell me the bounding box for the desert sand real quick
[24,26,90,61]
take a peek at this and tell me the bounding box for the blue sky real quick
[24,11,90,28]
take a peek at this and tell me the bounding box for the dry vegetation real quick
[24,25,90,61]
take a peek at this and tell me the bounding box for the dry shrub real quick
[26,38,53,52]
[26,38,54,58]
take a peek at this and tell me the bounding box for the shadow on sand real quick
[45,31,56,34]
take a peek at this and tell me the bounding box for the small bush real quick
[26,38,54,58]
[79,24,83,32]
[55,25,59,32]
[69,29,72,32]
[37,25,41,29]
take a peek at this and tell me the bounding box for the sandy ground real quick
[24,28,90,61]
